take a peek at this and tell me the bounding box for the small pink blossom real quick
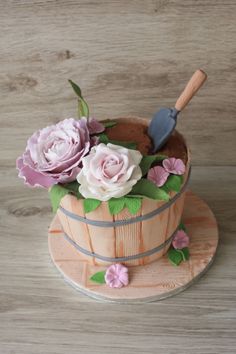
[163,158,185,175]
[172,230,189,249]
[105,264,129,288]
[147,166,169,187]
[87,118,105,135]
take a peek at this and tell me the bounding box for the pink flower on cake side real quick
[16,117,102,188]
[147,166,169,187]
[172,230,189,249]
[105,264,129,288]
[163,158,185,175]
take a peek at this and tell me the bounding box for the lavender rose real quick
[77,143,142,201]
[16,117,104,188]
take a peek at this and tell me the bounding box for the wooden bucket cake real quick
[57,117,190,266]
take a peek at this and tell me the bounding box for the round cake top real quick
[105,117,188,164]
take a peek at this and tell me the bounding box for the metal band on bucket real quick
[63,223,179,263]
[59,166,191,228]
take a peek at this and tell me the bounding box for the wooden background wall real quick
[1,0,236,168]
[1,2,236,353]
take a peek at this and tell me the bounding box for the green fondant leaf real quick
[83,198,101,213]
[103,120,117,128]
[139,155,157,176]
[68,79,82,97]
[167,248,183,266]
[49,185,70,213]
[130,179,170,201]
[68,80,89,118]
[177,247,190,261]
[160,184,169,194]
[63,181,83,199]
[98,133,109,144]
[178,221,186,231]
[98,133,137,150]
[124,197,142,215]
[164,174,183,193]
[64,181,79,193]
[109,140,137,150]
[78,97,89,118]
[90,271,106,284]
[155,154,168,161]
[139,154,168,176]
[108,197,126,215]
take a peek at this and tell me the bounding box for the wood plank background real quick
[0,1,236,353]
[1,0,236,166]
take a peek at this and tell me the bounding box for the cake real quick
[56,116,190,269]
[16,75,201,292]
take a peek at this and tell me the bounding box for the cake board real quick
[48,191,218,303]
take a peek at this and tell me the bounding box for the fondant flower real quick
[105,264,129,288]
[16,117,100,188]
[147,166,169,187]
[77,143,142,201]
[163,158,185,175]
[87,118,105,135]
[172,230,189,249]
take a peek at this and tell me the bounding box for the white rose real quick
[77,143,142,201]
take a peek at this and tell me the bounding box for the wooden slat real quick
[59,195,95,264]
[113,207,142,266]
[85,202,115,266]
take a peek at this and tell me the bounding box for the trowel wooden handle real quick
[175,69,207,111]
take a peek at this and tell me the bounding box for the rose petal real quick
[16,157,56,188]
[87,118,105,134]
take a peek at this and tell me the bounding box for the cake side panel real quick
[58,195,95,264]
[113,207,142,266]
[85,202,116,266]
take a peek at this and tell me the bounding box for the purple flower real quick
[163,158,185,175]
[87,118,105,135]
[105,264,129,288]
[172,230,189,249]
[16,117,102,188]
[147,166,169,187]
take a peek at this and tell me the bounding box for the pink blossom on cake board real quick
[105,264,129,288]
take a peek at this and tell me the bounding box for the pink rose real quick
[105,264,129,288]
[147,166,169,187]
[172,230,189,249]
[77,143,142,201]
[16,117,102,188]
[163,158,185,175]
